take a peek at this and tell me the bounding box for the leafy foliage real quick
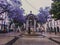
[0,0,25,26]
[38,7,50,24]
[50,0,60,20]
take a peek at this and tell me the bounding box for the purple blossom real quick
[38,7,50,24]
[0,0,25,23]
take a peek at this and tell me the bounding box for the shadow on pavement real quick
[49,37,60,45]
[5,37,19,45]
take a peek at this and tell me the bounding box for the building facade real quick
[46,18,60,33]
[25,11,38,34]
[0,12,10,32]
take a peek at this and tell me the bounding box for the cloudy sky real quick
[21,0,53,15]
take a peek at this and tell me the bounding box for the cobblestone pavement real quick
[13,34,59,45]
[0,32,20,45]
[0,37,14,45]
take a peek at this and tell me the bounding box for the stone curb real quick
[43,34,60,44]
[49,38,60,44]
[5,33,22,45]
[5,36,19,45]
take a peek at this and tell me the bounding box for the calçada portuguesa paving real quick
[0,32,20,45]
[13,32,60,45]
[0,32,60,45]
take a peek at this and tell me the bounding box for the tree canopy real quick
[38,7,50,24]
[0,0,25,26]
[50,0,60,20]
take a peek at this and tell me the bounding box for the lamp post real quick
[54,18,57,35]
[47,14,53,33]
[7,20,10,32]
[52,14,57,35]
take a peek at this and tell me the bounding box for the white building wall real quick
[0,12,10,30]
[45,18,60,32]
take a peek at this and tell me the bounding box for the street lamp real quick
[52,14,57,34]
[6,19,11,33]
[47,14,54,33]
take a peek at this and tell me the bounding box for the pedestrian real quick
[36,27,39,32]
[40,26,43,34]
[41,26,45,34]
[28,27,31,34]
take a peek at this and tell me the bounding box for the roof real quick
[25,13,37,20]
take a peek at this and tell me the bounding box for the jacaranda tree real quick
[0,0,25,27]
[38,7,50,24]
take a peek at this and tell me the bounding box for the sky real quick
[21,0,53,15]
